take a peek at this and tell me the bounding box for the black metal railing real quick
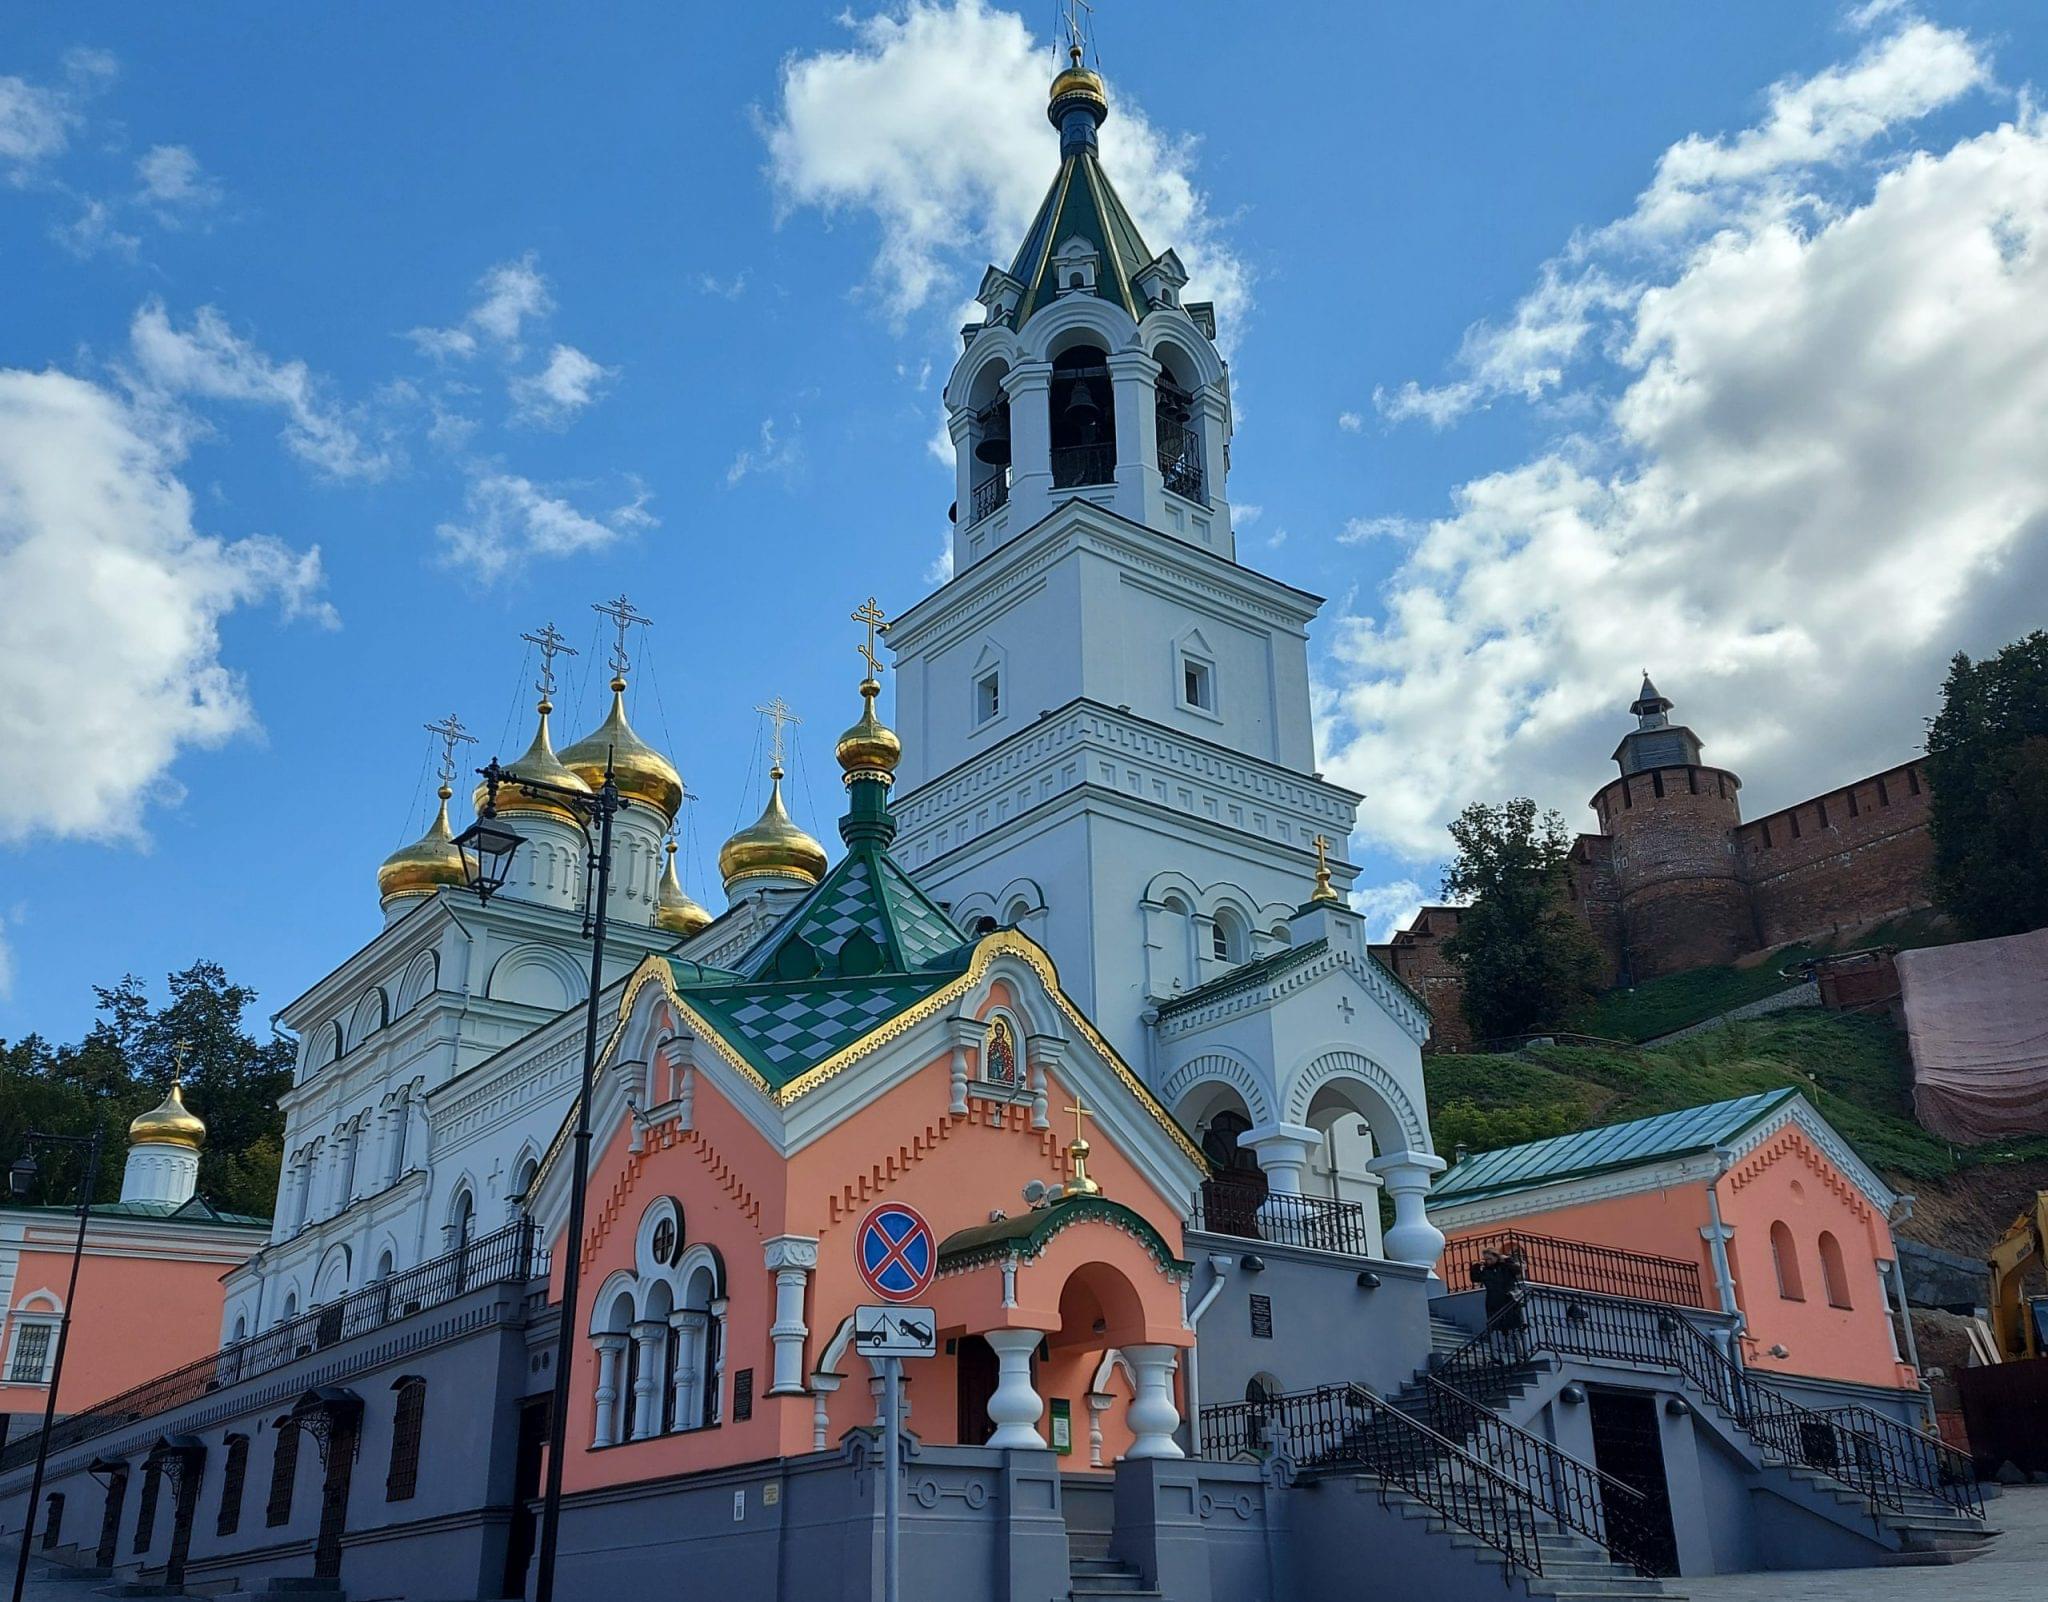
[1161,451,1204,502]
[1440,1287,1982,1520]
[1051,443,1114,489]
[1442,1230,1705,1308]
[1202,1381,1546,1575]
[1415,1375,1665,1575]
[970,472,1009,523]
[1189,1180,1374,1257]
[0,1220,545,1478]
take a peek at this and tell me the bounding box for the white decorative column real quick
[946,1016,987,1117]
[810,1370,844,1451]
[707,1297,730,1423]
[1107,348,1163,526]
[1367,1152,1448,1273]
[1193,388,1234,554]
[592,1333,629,1448]
[629,1320,666,1439]
[866,1356,911,1428]
[1124,1345,1185,1460]
[669,1309,707,1430]
[1241,1123,1320,1225]
[1085,1391,1114,1468]
[1002,363,1054,532]
[405,1094,429,1176]
[984,1328,1047,1449]
[763,1236,818,1396]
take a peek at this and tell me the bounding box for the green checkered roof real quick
[734,841,971,982]
[676,967,965,1090]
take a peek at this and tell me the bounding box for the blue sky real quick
[3,2,2045,1038]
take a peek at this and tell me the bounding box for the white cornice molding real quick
[1155,943,1430,1046]
[1724,1096,1898,1216]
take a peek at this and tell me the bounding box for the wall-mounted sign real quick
[1250,1293,1273,1339]
[1049,1397,1072,1455]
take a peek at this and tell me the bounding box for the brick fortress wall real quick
[1736,759,1933,948]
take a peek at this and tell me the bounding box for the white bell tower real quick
[888,50,1364,1069]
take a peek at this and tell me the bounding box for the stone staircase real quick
[1065,1528,1158,1599]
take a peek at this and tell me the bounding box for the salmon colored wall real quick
[1441,1187,1717,1297]
[0,1243,256,1418]
[556,1010,1194,1491]
[1719,1128,1911,1391]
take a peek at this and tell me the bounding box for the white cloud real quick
[696,271,749,299]
[128,301,394,481]
[724,417,805,488]
[1349,878,1428,944]
[135,143,222,218]
[1337,410,1363,433]
[762,0,1249,338]
[0,366,334,844]
[923,534,955,585]
[409,253,554,361]
[52,196,139,260]
[1338,515,1416,545]
[510,343,617,427]
[1323,24,2048,862]
[1233,502,1263,526]
[1381,19,1991,426]
[0,50,112,183]
[435,471,657,581]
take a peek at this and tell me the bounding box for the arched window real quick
[1770,1221,1805,1301]
[1818,1231,1852,1308]
[1049,345,1114,488]
[972,915,999,937]
[216,1435,249,1538]
[1005,899,1032,927]
[1211,907,1247,965]
[984,1015,1020,1086]
[450,1189,476,1250]
[279,1291,298,1325]
[265,1421,300,1528]
[134,1460,161,1552]
[387,1377,426,1501]
[40,1491,63,1551]
[375,1248,395,1281]
[231,1314,247,1344]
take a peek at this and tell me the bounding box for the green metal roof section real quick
[732,839,972,983]
[3,1196,270,1229]
[675,965,966,1091]
[1431,1087,1801,1206]
[937,1193,1189,1278]
[1008,148,1155,328]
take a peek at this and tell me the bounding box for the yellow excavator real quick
[1987,1192,2048,1360]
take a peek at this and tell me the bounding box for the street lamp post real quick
[454,753,621,1602]
[8,1126,105,1602]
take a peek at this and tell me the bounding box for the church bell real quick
[1063,378,1102,427]
[974,406,1011,465]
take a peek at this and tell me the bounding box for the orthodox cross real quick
[169,1037,194,1094]
[520,621,577,701]
[852,595,888,680]
[755,696,800,769]
[593,592,653,679]
[1311,833,1339,903]
[422,712,477,787]
[1064,1094,1095,1148]
[1060,0,1095,63]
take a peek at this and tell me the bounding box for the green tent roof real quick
[1430,1088,1801,1207]
[1006,146,1156,328]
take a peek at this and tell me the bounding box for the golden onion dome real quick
[130,1080,206,1152]
[1048,45,1108,126]
[717,765,827,892]
[835,678,901,780]
[378,785,474,908]
[473,699,592,826]
[653,840,713,937]
[560,676,685,822]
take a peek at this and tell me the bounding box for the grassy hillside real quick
[1426,1010,2048,1193]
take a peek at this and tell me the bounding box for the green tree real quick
[0,962,290,1217]
[1440,797,1604,1041]
[1926,631,2048,938]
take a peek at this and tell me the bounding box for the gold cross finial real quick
[520,622,578,704]
[423,712,477,788]
[852,596,888,681]
[171,1038,192,1089]
[755,695,800,770]
[1060,1094,1102,1197]
[592,593,653,680]
[1312,833,1340,903]
[1064,1094,1094,1146]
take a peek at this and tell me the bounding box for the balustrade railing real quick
[1442,1229,1705,1308]
[1051,443,1114,489]
[0,1220,545,1479]
[1161,451,1205,503]
[1439,1286,1981,1520]
[1189,1180,1374,1257]
[969,472,1009,523]
[1201,1381,1547,1575]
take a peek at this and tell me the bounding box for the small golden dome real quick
[1048,45,1108,125]
[473,700,592,826]
[130,1080,206,1152]
[654,840,713,937]
[717,765,827,891]
[378,786,474,907]
[560,677,685,822]
[835,678,901,780]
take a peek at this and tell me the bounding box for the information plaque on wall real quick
[1250,1293,1274,1339]
[733,1368,754,1420]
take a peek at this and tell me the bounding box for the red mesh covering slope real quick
[1899,927,2048,1143]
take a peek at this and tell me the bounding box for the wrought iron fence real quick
[1440,1286,1982,1520]
[1442,1229,1705,1308]
[1051,443,1114,489]
[1189,1180,1374,1257]
[1161,451,1205,502]
[1201,1380,1547,1575]
[969,472,1009,523]
[0,1220,545,1479]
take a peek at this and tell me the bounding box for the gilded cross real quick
[422,712,477,786]
[1064,1095,1095,1147]
[592,593,653,679]
[520,622,578,701]
[1311,833,1339,903]
[171,1037,192,1088]
[755,696,800,768]
[852,595,888,680]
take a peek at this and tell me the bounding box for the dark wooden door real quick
[955,1336,999,1445]
[165,1456,201,1589]
[95,1470,127,1569]
[1587,1389,1679,1577]
[313,1413,359,1581]
[502,1396,550,1600]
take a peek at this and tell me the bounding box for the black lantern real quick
[9,1153,37,1199]
[453,816,524,901]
